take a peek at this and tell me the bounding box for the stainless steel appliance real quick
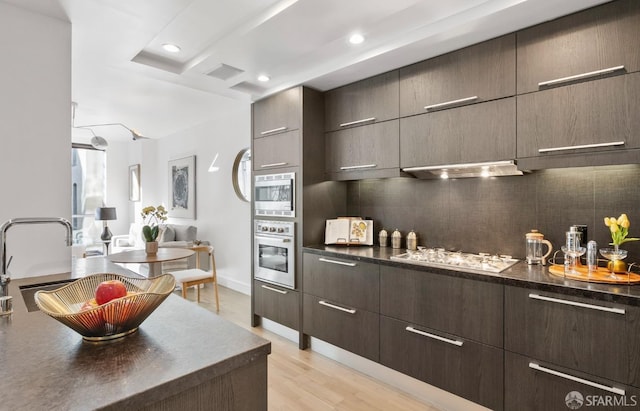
[254,172,295,217]
[390,248,519,274]
[254,220,295,289]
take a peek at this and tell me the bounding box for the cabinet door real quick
[380,265,503,347]
[517,0,640,94]
[380,316,503,411]
[505,286,640,387]
[303,252,379,312]
[400,34,515,117]
[252,129,300,171]
[505,351,640,411]
[253,280,299,330]
[517,73,640,159]
[400,98,515,168]
[325,120,399,180]
[324,71,399,132]
[303,294,379,362]
[253,87,301,138]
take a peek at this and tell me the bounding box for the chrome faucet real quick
[0,217,73,298]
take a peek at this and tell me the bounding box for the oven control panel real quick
[255,220,294,237]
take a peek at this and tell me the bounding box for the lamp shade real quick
[95,207,117,221]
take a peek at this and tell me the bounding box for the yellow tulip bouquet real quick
[604,214,639,247]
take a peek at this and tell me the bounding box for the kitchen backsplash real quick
[346,164,640,263]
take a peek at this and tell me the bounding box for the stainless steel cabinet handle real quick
[339,164,377,171]
[528,293,625,315]
[319,300,356,314]
[260,126,288,135]
[260,162,289,168]
[424,96,478,111]
[339,117,376,127]
[529,362,625,396]
[538,65,625,87]
[538,141,625,153]
[405,326,464,347]
[318,257,356,267]
[261,285,288,294]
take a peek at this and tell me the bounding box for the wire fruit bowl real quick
[35,273,175,342]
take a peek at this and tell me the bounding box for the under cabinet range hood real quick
[402,160,524,179]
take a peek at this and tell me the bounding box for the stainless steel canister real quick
[391,229,402,249]
[379,228,388,247]
[406,230,417,251]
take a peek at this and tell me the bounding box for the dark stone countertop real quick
[304,245,640,306]
[0,258,270,411]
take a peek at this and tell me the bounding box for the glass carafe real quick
[525,230,553,265]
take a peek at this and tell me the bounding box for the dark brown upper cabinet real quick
[517,72,640,160]
[325,120,400,181]
[399,34,515,117]
[253,87,301,139]
[252,129,300,171]
[517,0,640,94]
[400,97,515,168]
[324,71,399,132]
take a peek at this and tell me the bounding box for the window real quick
[71,144,106,245]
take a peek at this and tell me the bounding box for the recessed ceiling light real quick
[349,33,365,45]
[162,43,181,53]
[257,74,270,82]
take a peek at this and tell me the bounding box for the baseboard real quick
[216,272,251,295]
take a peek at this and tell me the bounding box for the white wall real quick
[0,3,71,278]
[135,106,252,294]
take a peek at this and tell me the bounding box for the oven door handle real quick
[255,235,292,243]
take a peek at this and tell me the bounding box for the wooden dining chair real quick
[168,245,219,311]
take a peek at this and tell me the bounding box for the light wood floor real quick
[175,285,441,411]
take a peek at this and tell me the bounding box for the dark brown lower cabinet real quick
[303,293,379,362]
[505,351,640,411]
[380,316,503,411]
[253,280,299,330]
[505,286,640,387]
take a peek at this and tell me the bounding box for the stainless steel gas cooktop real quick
[390,248,519,274]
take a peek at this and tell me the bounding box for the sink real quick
[19,279,76,312]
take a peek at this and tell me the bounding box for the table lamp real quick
[95,207,117,242]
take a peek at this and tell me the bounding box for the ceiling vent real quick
[207,64,244,81]
[230,81,266,95]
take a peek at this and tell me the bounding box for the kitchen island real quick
[0,257,270,411]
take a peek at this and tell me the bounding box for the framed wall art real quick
[129,164,140,202]
[168,155,196,219]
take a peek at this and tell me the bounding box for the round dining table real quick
[107,248,195,277]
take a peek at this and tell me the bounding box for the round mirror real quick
[232,148,251,202]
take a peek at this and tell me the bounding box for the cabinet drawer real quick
[324,71,399,132]
[325,120,399,180]
[400,34,515,117]
[303,294,379,362]
[517,73,640,159]
[517,0,640,94]
[253,87,300,138]
[380,316,503,411]
[380,265,503,347]
[252,129,300,171]
[505,286,640,386]
[505,351,640,411]
[253,280,299,330]
[400,97,515,168]
[303,253,379,312]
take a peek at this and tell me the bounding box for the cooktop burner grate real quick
[390,248,519,274]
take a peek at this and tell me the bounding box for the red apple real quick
[95,280,127,305]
